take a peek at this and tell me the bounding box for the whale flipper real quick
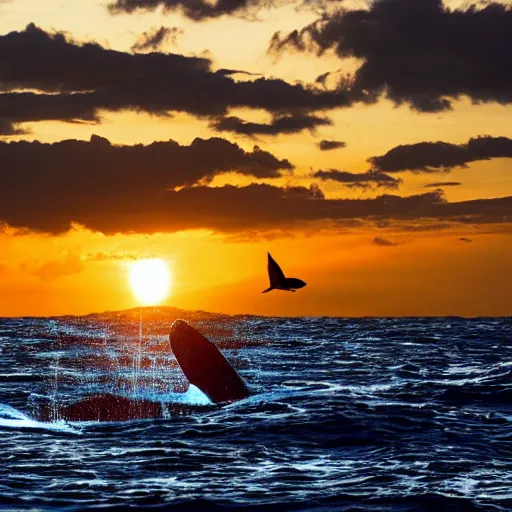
[170,320,250,403]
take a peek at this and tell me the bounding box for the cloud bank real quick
[0,24,355,134]
[1,152,510,235]
[270,0,512,112]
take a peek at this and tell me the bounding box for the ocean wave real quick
[0,313,511,511]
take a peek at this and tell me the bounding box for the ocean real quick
[0,308,511,511]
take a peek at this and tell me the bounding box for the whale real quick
[34,320,249,422]
[262,252,306,293]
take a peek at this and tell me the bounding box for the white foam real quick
[120,384,212,406]
[0,403,80,434]
[180,384,211,405]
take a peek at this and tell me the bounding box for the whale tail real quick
[265,253,306,292]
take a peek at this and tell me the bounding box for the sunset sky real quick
[0,0,511,317]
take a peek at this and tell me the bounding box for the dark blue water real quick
[1,308,511,511]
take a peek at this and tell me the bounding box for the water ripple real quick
[0,311,511,511]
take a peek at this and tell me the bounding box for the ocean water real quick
[0,308,511,511]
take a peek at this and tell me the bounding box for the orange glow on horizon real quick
[0,227,511,317]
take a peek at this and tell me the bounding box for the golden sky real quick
[0,0,511,316]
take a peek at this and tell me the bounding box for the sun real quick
[129,259,172,306]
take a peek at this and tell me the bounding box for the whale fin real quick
[170,320,250,403]
[267,252,286,289]
[262,286,274,293]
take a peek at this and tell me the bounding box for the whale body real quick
[35,319,249,422]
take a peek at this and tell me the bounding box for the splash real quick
[0,404,80,434]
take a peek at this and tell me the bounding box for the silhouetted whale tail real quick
[170,320,250,403]
[263,252,307,293]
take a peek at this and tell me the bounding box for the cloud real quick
[2,134,293,183]
[1,157,511,236]
[210,113,331,136]
[85,252,139,262]
[270,0,512,112]
[373,236,397,247]
[313,169,402,189]
[109,0,264,19]
[131,26,183,52]
[0,135,293,232]
[0,91,101,127]
[0,24,355,128]
[0,118,28,136]
[425,182,462,188]
[369,136,512,173]
[318,140,346,151]
[108,0,326,20]
[28,253,84,281]
[216,69,261,77]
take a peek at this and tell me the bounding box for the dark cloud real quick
[1,155,511,235]
[216,69,261,77]
[0,118,28,136]
[318,139,346,151]
[0,24,354,128]
[270,0,512,112]
[108,0,324,20]
[0,92,101,127]
[109,0,263,19]
[369,136,512,173]
[131,26,183,52]
[425,182,462,188]
[210,114,331,136]
[373,236,397,247]
[459,237,473,243]
[0,135,293,232]
[313,169,401,189]
[467,134,512,159]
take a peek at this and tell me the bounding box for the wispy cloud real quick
[131,26,183,52]
[318,140,346,151]
[313,169,402,189]
[373,237,397,247]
